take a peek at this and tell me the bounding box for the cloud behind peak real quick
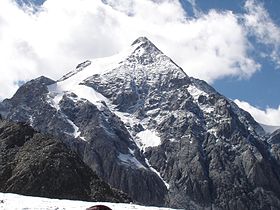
[0,0,275,100]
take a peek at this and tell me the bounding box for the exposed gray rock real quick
[1,76,167,206]
[81,38,280,209]
[59,94,167,205]
[268,129,280,144]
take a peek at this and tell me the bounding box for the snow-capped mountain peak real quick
[2,37,280,210]
[55,37,185,87]
[47,36,188,114]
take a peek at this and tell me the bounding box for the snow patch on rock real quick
[70,85,108,109]
[118,153,146,169]
[64,119,82,139]
[136,130,161,151]
[145,159,170,190]
[187,85,207,101]
[187,84,214,114]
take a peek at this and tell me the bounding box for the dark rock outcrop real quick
[0,119,129,203]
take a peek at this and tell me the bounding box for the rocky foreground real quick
[0,118,129,203]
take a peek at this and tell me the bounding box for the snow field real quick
[0,193,180,210]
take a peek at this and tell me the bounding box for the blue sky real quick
[17,0,45,6]
[180,0,280,109]
[1,0,280,126]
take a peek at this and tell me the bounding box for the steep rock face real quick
[269,129,280,164]
[2,93,167,205]
[81,38,280,209]
[0,119,129,202]
[1,37,280,209]
[268,129,280,144]
[1,52,167,205]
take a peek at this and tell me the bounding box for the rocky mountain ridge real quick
[1,37,280,209]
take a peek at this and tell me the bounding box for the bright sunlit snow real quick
[187,85,214,114]
[187,85,208,101]
[46,38,146,109]
[0,193,180,210]
[136,130,161,151]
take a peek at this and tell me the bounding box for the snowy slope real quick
[45,37,150,142]
[0,193,180,210]
[46,36,177,149]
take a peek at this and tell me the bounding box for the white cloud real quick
[0,0,261,100]
[235,99,280,126]
[244,0,280,67]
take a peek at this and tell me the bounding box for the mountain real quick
[268,129,280,144]
[260,123,280,134]
[1,37,280,209]
[0,118,129,203]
